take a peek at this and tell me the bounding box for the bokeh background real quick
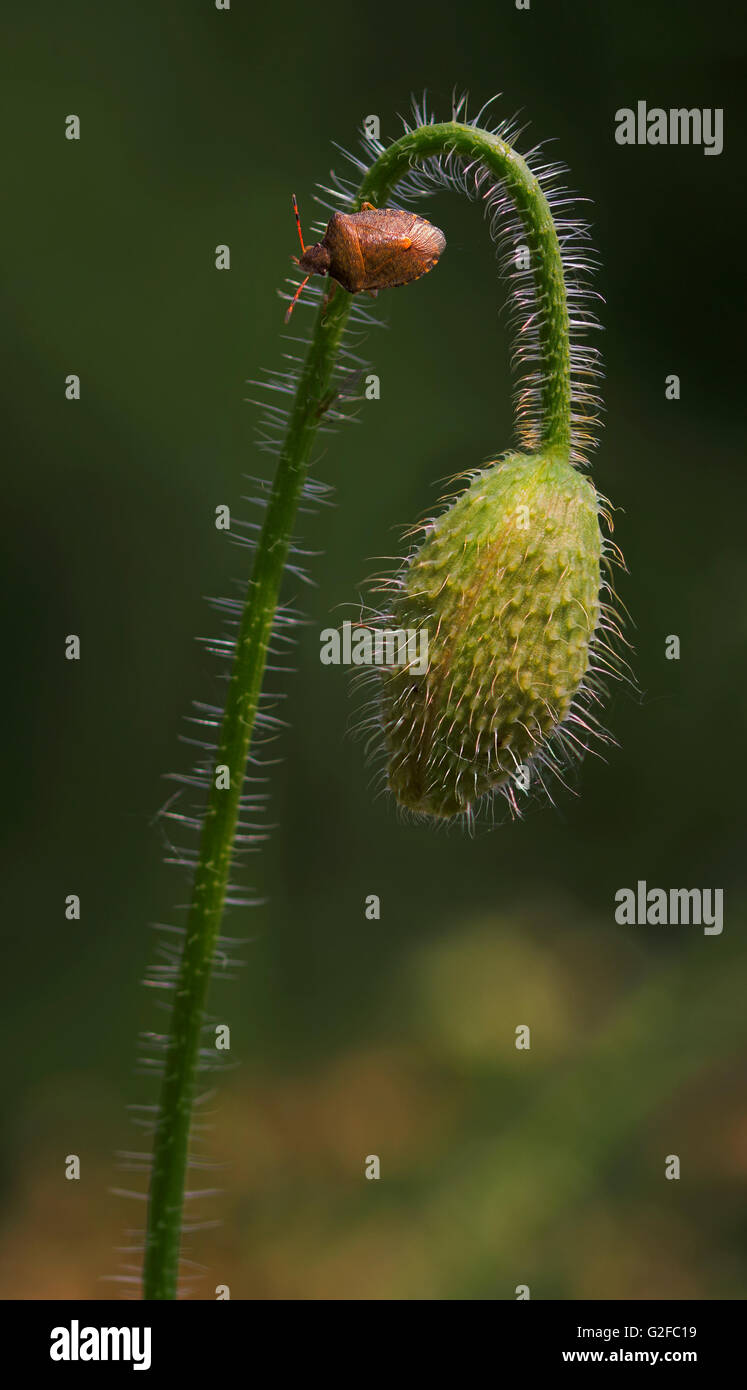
[2,1,746,1299]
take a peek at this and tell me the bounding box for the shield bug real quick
[284,195,446,321]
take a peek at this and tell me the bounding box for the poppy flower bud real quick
[380,451,603,819]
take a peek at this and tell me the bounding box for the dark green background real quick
[2,1,746,1297]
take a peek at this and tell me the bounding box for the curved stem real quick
[357,123,572,455]
[142,118,572,1299]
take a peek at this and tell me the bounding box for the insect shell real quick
[285,196,446,321]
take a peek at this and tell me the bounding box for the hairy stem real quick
[357,123,572,453]
[142,118,572,1299]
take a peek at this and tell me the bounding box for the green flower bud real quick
[380,451,604,819]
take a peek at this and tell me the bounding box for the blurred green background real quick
[2,1,746,1298]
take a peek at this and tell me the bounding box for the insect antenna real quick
[284,194,312,322]
[284,274,311,323]
[292,193,306,253]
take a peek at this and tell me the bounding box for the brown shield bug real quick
[284,195,446,321]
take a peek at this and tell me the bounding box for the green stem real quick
[358,124,572,454]
[142,118,573,1299]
